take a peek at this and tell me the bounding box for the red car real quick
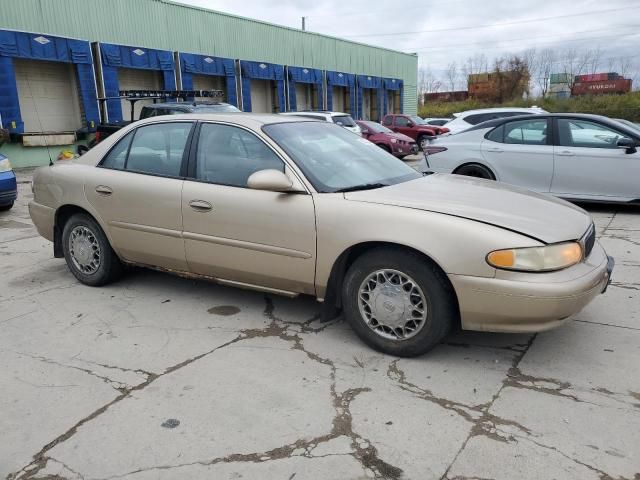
[381,114,449,148]
[356,120,419,158]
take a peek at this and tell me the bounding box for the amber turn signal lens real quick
[487,249,515,268]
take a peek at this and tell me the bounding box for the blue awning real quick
[179,52,238,107]
[382,78,404,116]
[325,71,356,114]
[100,43,176,123]
[287,66,323,111]
[0,29,99,133]
[240,60,286,112]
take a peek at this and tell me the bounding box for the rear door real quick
[551,118,640,200]
[181,122,317,294]
[481,117,554,192]
[85,121,194,270]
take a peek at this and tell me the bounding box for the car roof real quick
[464,113,640,135]
[143,102,230,109]
[133,112,321,128]
[453,107,545,118]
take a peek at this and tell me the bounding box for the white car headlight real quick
[390,138,398,144]
[486,242,583,272]
[0,158,12,173]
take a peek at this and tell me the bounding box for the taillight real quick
[424,146,448,155]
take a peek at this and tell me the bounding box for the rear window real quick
[332,115,356,127]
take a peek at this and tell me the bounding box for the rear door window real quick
[394,116,410,127]
[503,119,549,145]
[125,122,193,177]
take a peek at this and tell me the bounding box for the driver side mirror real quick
[617,137,637,154]
[247,169,299,192]
[406,122,414,127]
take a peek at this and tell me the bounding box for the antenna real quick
[22,74,54,166]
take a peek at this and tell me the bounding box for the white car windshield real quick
[263,122,420,193]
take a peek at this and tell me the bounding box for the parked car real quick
[614,118,640,132]
[280,111,361,136]
[444,107,548,134]
[422,117,452,126]
[94,100,240,145]
[381,114,445,148]
[356,120,418,158]
[0,153,17,211]
[29,113,613,357]
[425,113,640,203]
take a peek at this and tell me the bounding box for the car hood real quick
[344,174,591,243]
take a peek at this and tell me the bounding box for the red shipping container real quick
[572,79,632,95]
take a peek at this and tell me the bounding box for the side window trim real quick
[98,130,134,169]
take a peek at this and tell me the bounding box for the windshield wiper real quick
[335,183,389,193]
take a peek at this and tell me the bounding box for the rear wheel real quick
[62,213,122,286]
[342,248,457,357]
[455,163,495,180]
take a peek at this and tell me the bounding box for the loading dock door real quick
[191,74,226,102]
[295,84,311,111]
[250,79,274,113]
[14,58,82,132]
[362,89,379,121]
[118,68,162,121]
[332,86,345,112]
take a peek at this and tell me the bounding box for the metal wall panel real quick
[1,0,417,112]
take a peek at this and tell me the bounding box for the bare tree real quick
[445,61,458,92]
[418,67,442,103]
[536,48,556,97]
[586,46,603,74]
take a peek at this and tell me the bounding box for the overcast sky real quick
[179,0,640,89]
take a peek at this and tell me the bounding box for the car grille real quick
[581,223,596,258]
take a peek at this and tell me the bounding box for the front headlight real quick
[390,138,398,144]
[0,158,12,173]
[487,242,582,272]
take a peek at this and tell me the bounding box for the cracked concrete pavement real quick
[1,173,639,480]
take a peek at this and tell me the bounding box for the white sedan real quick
[424,113,640,203]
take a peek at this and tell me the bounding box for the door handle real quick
[189,200,213,212]
[95,185,113,195]
[557,150,575,156]
[487,147,503,153]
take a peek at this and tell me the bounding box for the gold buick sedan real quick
[29,114,614,356]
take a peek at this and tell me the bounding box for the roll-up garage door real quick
[118,68,162,121]
[14,58,82,133]
[295,84,310,111]
[250,79,273,113]
[192,74,226,102]
[332,86,345,112]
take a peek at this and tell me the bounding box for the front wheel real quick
[0,202,14,211]
[62,213,122,286]
[455,163,495,180]
[342,248,457,357]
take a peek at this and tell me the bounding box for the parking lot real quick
[1,169,639,480]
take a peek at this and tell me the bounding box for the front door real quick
[85,121,194,270]
[551,118,640,200]
[481,118,554,193]
[181,122,317,294]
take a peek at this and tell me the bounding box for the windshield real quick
[332,115,357,127]
[196,104,241,113]
[263,122,420,193]
[409,116,427,125]
[362,122,393,134]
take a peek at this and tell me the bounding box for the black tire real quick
[342,247,457,357]
[0,202,14,211]
[417,135,432,149]
[455,163,495,180]
[62,213,122,286]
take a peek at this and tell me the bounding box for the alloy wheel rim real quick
[358,269,428,341]
[69,225,101,275]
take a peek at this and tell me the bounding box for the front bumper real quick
[450,241,613,333]
[392,142,419,156]
[0,171,17,205]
